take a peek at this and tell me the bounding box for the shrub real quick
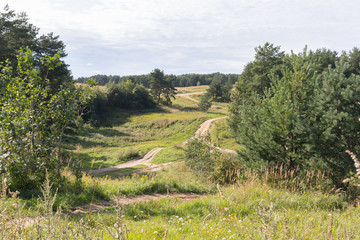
[185,135,239,183]
[198,93,212,112]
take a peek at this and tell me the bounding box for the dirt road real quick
[72,193,206,214]
[194,117,227,137]
[177,92,221,109]
[177,92,203,103]
[88,92,236,175]
[88,147,164,174]
[185,116,237,155]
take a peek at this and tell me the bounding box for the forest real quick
[1,5,360,239]
[76,72,239,88]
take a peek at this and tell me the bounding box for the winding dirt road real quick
[88,147,164,174]
[176,92,203,103]
[177,92,221,109]
[185,116,237,155]
[72,193,206,214]
[88,92,236,175]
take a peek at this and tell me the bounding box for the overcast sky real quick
[5,0,360,78]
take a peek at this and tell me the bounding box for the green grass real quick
[69,115,207,169]
[11,178,357,239]
[4,85,360,239]
[210,117,242,151]
[66,88,229,170]
[21,163,216,211]
[2,165,360,239]
[152,144,186,164]
[97,181,360,239]
[94,164,148,177]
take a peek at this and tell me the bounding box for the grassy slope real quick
[68,86,228,170]
[6,178,359,239]
[119,182,360,239]
[4,85,359,238]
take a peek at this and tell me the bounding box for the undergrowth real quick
[1,172,359,239]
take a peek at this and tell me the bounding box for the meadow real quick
[1,85,359,239]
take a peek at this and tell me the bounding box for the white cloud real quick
[4,0,360,77]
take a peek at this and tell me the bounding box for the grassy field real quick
[176,85,209,93]
[2,85,359,239]
[66,86,229,170]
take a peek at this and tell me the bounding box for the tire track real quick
[88,91,237,175]
[88,147,164,174]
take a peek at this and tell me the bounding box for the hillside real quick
[1,86,359,239]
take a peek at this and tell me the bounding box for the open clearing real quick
[86,89,237,176]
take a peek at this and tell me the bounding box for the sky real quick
[5,0,360,78]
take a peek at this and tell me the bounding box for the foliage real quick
[0,48,92,190]
[229,48,360,185]
[342,47,360,77]
[238,42,285,100]
[107,79,155,109]
[185,136,239,183]
[149,69,177,105]
[77,72,239,87]
[0,5,38,65]
[0,6,72,90]
[198,93,212,112]
[82,80,155,127]
[185,136,218,178]
[206,82,227,102]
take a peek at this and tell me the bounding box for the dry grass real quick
[176,85,209,93]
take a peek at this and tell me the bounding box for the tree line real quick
[77,72,239,88]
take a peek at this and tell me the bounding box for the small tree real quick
[185,136,218,178]
[162,75,177,105]
[149,68,164,103]
[198,93,212,112]
[149,69,176,105]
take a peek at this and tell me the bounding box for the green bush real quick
[185,136,217,178]
[185,136,239,183]
[198,93,212,112]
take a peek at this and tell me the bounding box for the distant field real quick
[75,82,106,91]
[176,85,209,93]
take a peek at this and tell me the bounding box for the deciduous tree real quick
[0,48,92,189]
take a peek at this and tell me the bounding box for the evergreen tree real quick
[0,6,71,91]
[229,49,360,184]
[149,68,164,103]
[198,93,212,112]
[149,69,176,105]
